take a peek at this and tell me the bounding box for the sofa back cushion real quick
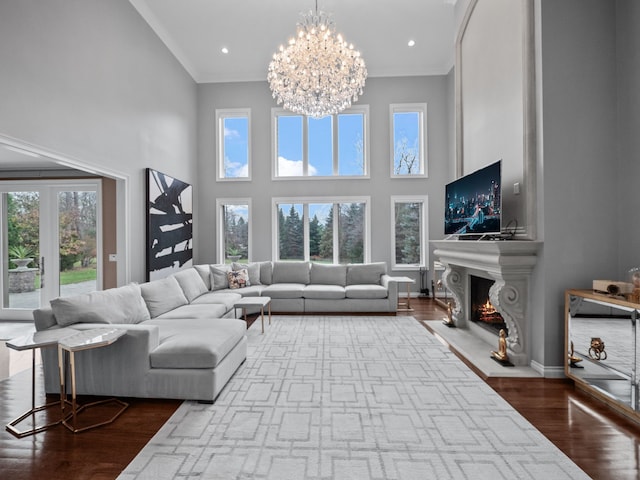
[51,283,150,327]
[173,268,208,302]
[193,264,212,290]
[260,261,273,285]
[310,263,347,286]
[210,264,231,291]
[140,276,188,318]
[272,261,310,284]
[346,262,387,285]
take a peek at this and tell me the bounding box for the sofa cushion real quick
[345,284,388,299]
[173,268,208,302]
[232,262,261,285]
[210,264,231,290]
[155,303,227,319]
[303,285,346,300]
[193,264,212,290]
[310,263,347,286]
[140,276,189,318]
[346,262,387,285]
[148,318,246,369]
[272,261,310,284]
[261,283,305,299]
[191,291,243,310]
[51,283,150,327]
[260,261,273,285]
[227,269,250,289]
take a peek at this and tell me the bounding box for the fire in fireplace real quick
[470,275,507,334]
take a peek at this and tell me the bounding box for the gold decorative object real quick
[442,301,456,327]
[588,337,607,360]
[491,328,509,362]
[568,341,583,368]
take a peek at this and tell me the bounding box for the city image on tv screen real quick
[445,160,501,236]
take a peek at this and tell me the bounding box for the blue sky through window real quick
[276,112,365,177]
[223,117,249,178]
[393,111,421,175]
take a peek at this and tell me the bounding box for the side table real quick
[234,296,272,334]
[391,276,416,312]
[58,328,128,433]
[5,328,74,437]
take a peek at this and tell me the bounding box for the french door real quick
[0,180,102,320]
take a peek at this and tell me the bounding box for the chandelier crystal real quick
[267,3,367,119]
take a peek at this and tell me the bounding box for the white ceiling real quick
[129,0,457,84]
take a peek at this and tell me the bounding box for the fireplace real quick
[470,275,507,335]
[431,240,541,368]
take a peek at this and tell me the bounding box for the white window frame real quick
[390,103,427,178]
[390,195,428,270]
[216,198,252,263]
[271,196,371,263]
[216,108,251,182]
[271,106,370,180]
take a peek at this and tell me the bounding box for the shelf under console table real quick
[565,289,639,424]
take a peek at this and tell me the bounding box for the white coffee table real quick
[5,328,75,437]
[234,296,272,334]
[57,328,128,433]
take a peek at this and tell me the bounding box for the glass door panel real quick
[4,191,41,309]
[58,191,98,297]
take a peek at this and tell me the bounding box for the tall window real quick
[390,103,427,177]
[216,108,251,181]
[272,106,369,178]
[391,196,428,270]
[216,199,251,263]
[273,198,370,263]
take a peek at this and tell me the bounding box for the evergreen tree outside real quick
[395,202,421,265]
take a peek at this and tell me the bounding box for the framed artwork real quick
[145,168,193,281]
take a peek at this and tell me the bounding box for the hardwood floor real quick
[0,300,638,479]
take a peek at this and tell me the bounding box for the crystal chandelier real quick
[267,1,367,119]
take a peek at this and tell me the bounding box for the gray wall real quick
[617,0,640,275]
[196,76,452,291]
[534,0,619,369]
[0,0,198,283]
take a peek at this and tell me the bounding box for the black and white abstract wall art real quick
[146,168,193,281]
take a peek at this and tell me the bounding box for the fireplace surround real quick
[431,240,541,367]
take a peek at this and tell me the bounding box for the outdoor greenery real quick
[6,191,97,272]
[395,202,421,265]
[277,203,364,263]
[223,206,248,260]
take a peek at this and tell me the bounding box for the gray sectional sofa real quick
[33,261,398,401]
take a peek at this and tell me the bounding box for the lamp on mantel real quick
[267,0,367,119]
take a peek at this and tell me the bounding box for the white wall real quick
[196,76,453,291]
[534,0,618,368]
[0,0,198,283]
[616,0,640,276]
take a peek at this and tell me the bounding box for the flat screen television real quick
[444,160,502,236]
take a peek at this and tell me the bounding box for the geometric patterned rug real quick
[117,316,591,480]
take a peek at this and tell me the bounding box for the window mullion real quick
[332,203,339,264]
[333,114,339,175]
[303,204,310,261]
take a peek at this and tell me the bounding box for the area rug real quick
[118,316,590,480]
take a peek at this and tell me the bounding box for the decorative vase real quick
[12,258,33,270]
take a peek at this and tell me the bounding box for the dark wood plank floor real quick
[1,299,638,479]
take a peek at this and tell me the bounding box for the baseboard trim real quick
[530,360,565,378]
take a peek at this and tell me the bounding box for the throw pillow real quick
[232,262,261,285]
[227,269,250,289]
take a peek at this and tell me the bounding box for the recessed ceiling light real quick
[408,40,416,47]
[221,47,229,54]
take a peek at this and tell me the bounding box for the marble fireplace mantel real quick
[431,240,542,367]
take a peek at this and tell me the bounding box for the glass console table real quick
[565,289,639,422]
